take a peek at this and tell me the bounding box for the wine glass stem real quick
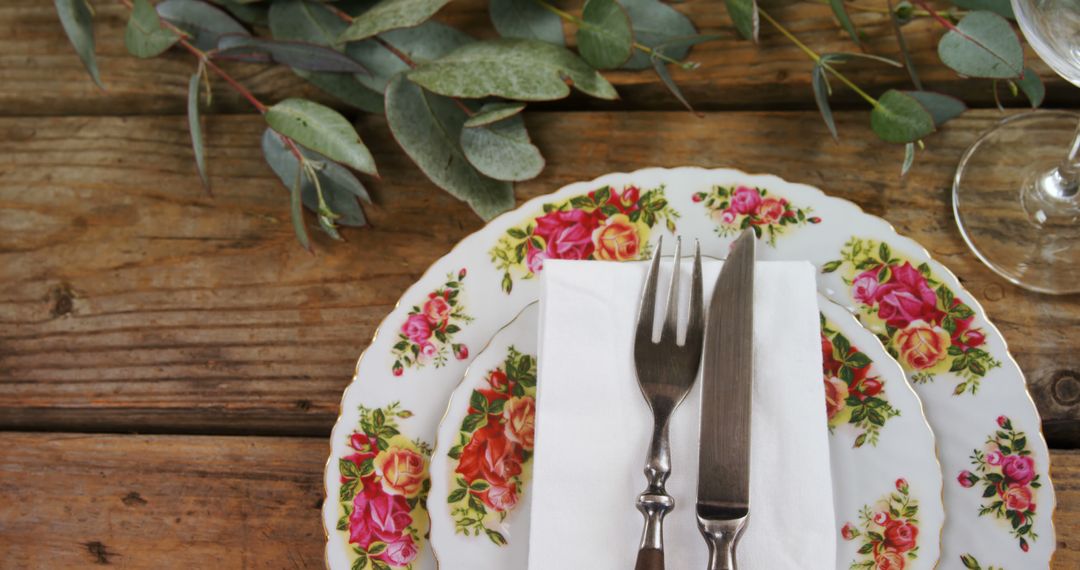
[1061,119,1080,197]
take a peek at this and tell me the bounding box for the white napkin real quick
[528,259,835,569]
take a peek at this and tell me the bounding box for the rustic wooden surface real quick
[1,0,1079,567]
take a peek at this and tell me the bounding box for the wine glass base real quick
[953,111,1080,295]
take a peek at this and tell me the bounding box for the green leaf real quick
[55,0,103,88]
[887,0,923,90]
[952,0,1014,19]
[486,528,509,546]
[904,90,967,126]
[870,90,936,143]
[1015,66,1045,108]
[371,559,390,570]
[577,0,634,69]
[620,0,698,70]
[901,142,915,177]
[295,71,385,114]
[938,11,1024,79]
[261,128,371,231]
[461,114,545,182]
[347,21,475,93]
[650,53,697,114]
[216,35,370,74]
[216,0,269,26]
[464,102,527,128]
[470,390,488,412]
[821,259,843,273]
[385,74,514,219]
[156,0,248,52]
[490,0,565,46]
[338,0,452,42]
[125,0,181,58]
[725,0,759,42]
[407,38,618,101]
[811,65,838,140]
[448,488,467,503]
[820,52,902,68]
[187,68,209,191]
[336,514,349,531]
[829,0,860,45]
[266,98,377,175]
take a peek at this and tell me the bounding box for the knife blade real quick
[696,228,756,570]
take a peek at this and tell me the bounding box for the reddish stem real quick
[911,0,958,31]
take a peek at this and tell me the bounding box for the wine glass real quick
[952,0,1080,294]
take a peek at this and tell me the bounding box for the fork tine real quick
[685,240,705,351]
[636,236,663,345]
[661,236,682,343]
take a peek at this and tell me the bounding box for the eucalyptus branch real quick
[811,0,932,17]
[759,8,880,108]
[910,0,960,30]
[533,0,697,70]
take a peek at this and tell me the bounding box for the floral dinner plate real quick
[426,297,945,569]
[324,167,1055,570]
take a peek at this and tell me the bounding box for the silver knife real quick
[696,229,756,570]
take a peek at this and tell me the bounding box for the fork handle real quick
[634,546,665,570]
[635,419,674,568]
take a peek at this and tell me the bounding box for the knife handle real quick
[697,514,747,570]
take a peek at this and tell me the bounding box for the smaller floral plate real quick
[426,294,944,569]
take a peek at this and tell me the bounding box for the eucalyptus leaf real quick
[265,98,378,175]
[901,142,915,177]
[385,75,514,219]
[126,0,181,58]
[217,35,370,73]
[407,39,618,101]
[346,22,475,92]
[904,90,967,126]
[1015,66,1045,108]
[156,0,248,52]
[887,0,922,90]
[811,65,838,140]
[829,0,860,45]
[651,54,698,115]
[870,89,936,143]
[464,102,527,128]
[188,69,209,190]
[820,52,902,67]
[54,0,102,88]
[952,0,1014,19]
[269,1,384,114]
[261,128,372,230]
[620,0,697,69]
[461,115,544,181]
[490,0,565,46]
[725,0,759,42]
[215,0,269,26]
[338,0,452,42]
[938,11,1023,79]
[577,0,634,69]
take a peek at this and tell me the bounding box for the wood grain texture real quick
[0,433,1076,568]
[1,110,1078,441]
[0,0,1070,116]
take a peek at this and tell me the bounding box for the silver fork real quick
[633,236,705,570]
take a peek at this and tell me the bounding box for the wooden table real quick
[1,0,1077,567]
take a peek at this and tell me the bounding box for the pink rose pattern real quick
[822,238,1000,394]
[391,268,472,375]
[820,315,900,448]
[957,416,1040,552]
[490,185,679,293]
[338,403,432,570]
[841,480,921,570]
[446,347,537,546]
[694,185,821,246]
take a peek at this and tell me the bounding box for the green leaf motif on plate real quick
[126,0,181,59]
[938,11,1024,79]
[338,0,452,42]
[577,0,634,70]
[265,98,378,176]
[461,114,545,182]
[490,0,566,46]
[407,38,618,101]
[55,0,103,88]
[385,75,514,219]
[870,90,935,143]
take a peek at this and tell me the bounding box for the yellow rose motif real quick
[894,320,950,370]
[592,214,641,261]
[374,446,426,497]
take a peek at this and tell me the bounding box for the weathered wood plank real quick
[1,111,1078,442]
[0,433,1076,568]
[0,0,1070,116]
